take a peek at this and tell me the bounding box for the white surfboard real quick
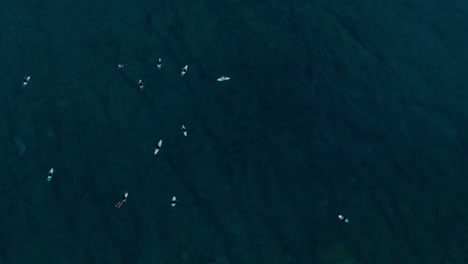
[181,65,188,76]
[154,139,162,154]
[157,58,162,69]
[47,168,54,181]
[138,79,144,90]
[181,125,187,136]
[217,76,230,82]
[23,76,31,87]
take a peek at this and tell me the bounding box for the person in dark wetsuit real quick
[47,168,54,181]
[138,80,144,90]
[338,214,349,223]
[115,191,128,208]
[171,196,178,208]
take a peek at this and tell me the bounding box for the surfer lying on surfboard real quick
[217,76,230,81]
[181,65,188,76]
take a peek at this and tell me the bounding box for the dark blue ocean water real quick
[1,0,467,263]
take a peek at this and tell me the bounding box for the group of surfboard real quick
[27,57,231,210]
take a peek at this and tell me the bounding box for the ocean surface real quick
[0,0,467,263]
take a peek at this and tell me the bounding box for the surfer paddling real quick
[171,196,178,208]
[154,139,162,154]
[23,76,30,87]
[47,168,54,181]
[157,58,162,69]
[338,214,349,223]
[138,79,144,90]
[217,76,230,82]
[181,65,188,76]
[181,125,187,136]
